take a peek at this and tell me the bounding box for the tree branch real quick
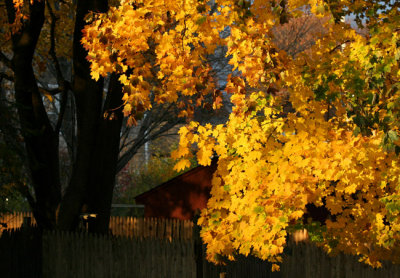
[116,114,182,173]
[119,125,133,152]
[329,40,353,54]
[46,0,69,134]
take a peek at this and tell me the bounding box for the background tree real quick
[0,77,31,213]
[272,14,327,58]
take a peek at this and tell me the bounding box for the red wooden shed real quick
[134,161,217,220]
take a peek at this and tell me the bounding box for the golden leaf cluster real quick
[81,0,400,269]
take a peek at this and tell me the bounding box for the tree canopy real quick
[83,0,400,270]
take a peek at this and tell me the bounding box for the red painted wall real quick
[135,162,217,220]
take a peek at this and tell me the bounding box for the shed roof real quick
[134,161,217,201]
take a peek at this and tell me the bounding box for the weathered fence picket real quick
[0,213,193,239]
[41,230,196,278]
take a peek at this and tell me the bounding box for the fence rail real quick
[0,212,193,239]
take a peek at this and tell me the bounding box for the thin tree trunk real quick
[6,0,61,229]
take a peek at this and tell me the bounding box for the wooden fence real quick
[281,242,400,278]
[3,228,400,278]
[0,227,42,278]
[42,230,195,278]
[0,212,37,230]
[0,212,193,239]
[42,230,278,278]
[2,216,400,277]
[109,216,193,239]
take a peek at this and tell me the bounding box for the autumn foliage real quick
[82,0,400,271]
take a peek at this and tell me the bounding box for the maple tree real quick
[179,0,399,270]
[82,0,400,270]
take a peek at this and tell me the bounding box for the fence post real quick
[193,212,203,278]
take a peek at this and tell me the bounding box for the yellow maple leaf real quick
[173,159,191,172]
[197,146,213,166]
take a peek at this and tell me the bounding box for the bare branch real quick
[119,124,134,152]
[329,40,353,54]
[117,136,147,173]
[116,113,182,173]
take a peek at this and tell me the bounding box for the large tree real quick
[173,0,400,270]
[84,0,400,270]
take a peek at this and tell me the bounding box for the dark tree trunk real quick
[87,74,123,233]
[57,0,109,231]
[6,0,124,234]
[6,0,61,229]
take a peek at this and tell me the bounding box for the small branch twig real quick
[329,40,352,54]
